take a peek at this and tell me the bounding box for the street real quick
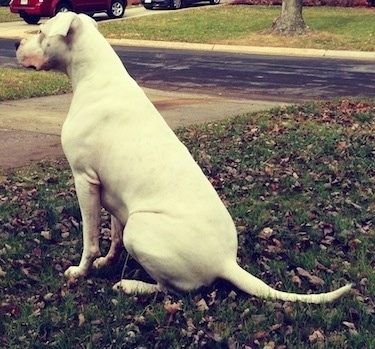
[113,45,375,101]
[1,38,375,101]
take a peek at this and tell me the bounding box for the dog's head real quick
[15,12,97,72]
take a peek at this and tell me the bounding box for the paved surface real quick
[0,88,286,170]
[0,13,373,170]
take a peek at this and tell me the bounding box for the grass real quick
[0,3,374,348]
[99,5,375,51]
[0,68,70,101]
[0,5,18,22]
[1,5,374,50]
[0,99,374,348]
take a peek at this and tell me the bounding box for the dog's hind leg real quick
[93,215,124,269]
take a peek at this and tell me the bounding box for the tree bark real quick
[269,0,311,36]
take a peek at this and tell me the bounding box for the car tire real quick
[22,14,41,24]
[143,4,153,9]
[107,0,125,18]
[170,0,182,9]
[55,2,72,14]
[210,0,220,4]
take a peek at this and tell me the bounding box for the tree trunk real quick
[270,0,311,36]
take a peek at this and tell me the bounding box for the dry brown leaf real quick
[196,298,209,312]
[258,227,274,240]
[291,275,302,287]
[40,230,52,240]
[253,330,268,340]
[296,267,311,278]
[78,313,85,327]
[164,299,183,314]
[336,141,347,152]
[308,329,325,343]
[263,340,276,349]
[296,267,324,286]
[343,321,359,335]
[0,266,7,277]
[309,275,325,286]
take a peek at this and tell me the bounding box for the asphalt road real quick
[113,46,375,101]
[2,38,375,101]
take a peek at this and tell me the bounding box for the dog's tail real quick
[221,261,352,303]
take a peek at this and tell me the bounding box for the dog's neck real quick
[67,34,126,92]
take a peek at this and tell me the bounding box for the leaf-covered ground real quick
[0,99,374,348]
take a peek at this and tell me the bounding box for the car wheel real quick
[210,0,220,4]
[170,0,182,9]
[22,14,41,24]
[107,0,125,18]
[143,4,153,9]
[55,2,72,14]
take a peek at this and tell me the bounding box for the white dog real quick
[16,12,351,303]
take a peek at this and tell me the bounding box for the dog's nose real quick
[15,41,20,51]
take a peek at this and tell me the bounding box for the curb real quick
[1,24,373,61]
[107,38,375,61]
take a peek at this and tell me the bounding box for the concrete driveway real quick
[0,87,286,170]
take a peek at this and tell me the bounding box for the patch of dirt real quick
[0,130,63,171]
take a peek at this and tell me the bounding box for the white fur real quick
[16,12,352,303]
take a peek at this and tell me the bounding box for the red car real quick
[9,0,127,24]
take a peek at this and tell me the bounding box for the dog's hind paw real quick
[93,256,108,269]
[112,280,159,295]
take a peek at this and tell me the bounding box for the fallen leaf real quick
[263,340,276,349]
[308,275,325,286]
[309,329,325,343]
[253,330,268,340]
[164,299,183,314]
[343,321,359,335]
[0,303,21,318]
[40,230,52,240]
[78,313,85,327]
[291,275,302,287]
[336,141,347,152]
[258,227,274,240]
[196,298,209,312]
[296,267,325,286]
[296,267,311,278]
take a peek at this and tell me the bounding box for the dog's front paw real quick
[64,266,86,279]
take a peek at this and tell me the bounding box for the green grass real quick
[1,4,374,50]
[99,5,375,51]
[0,5,19,22]
[0,99,374,348]
[1,4,374,348]
[0,68,71,101]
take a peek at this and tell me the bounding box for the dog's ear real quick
[42,12,78,37]
[78,13,98,29]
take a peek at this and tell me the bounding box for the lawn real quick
[0,68,70,102]
[0,99,374,348]
[0,5,374,50]
[0,3,374,349]
[0,5,18,22]
[99,5,375,51]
